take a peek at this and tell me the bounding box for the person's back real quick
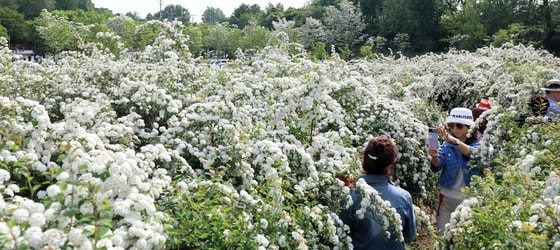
[341,175,415,250]
[339,136,416,249]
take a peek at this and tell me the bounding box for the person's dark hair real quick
[465,132,477,145]
[362,136,398,175]
[529,94,549,116]
[472,107,489,134]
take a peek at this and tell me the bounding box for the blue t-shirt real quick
[431,140,481,189]
[339,175,417,250]
[546,98,560,119]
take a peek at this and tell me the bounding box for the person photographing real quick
[427,108,481,235]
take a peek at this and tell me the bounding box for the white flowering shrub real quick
[0,97,170,249]
[1,20,560,249]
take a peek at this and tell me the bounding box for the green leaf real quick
[79,164,89,171]
[62,209,78,217]
[98,216,113,227]
[98,226,110,236]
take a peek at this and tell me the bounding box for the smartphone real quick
[428,128,438,149]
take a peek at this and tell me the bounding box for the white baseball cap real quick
[446,107,474,126]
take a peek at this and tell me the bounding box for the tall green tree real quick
[375,0,409,39]
[18,0,55,19]
[543,0,560,55]
[440,0,486,51]
[229,4,263,30]
[0,0,18,9]
[261,3,285,29]
[163,4,190,23]
[307,0,343,21]
[404,0,445,53]
[0,6,27,45]
[351,0,382,34]
[78,0,92,10]
[55,0,78,10]
[148,4,191,23]
[284,6,306,26]
[201,7,225,25]
[478,0,526,36]
[184,25,204,54]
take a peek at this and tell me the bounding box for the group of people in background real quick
[339,79,559,248]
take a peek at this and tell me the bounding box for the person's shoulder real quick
[468,139,481,146]
[388,185,413,199]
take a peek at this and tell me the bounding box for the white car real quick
[12,54,24,61]
[209,59,227,67]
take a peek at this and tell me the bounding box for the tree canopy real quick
[2,0,560,57]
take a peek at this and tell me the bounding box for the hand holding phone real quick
[428,128,439,149]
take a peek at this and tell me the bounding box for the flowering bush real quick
[0,18,560,248]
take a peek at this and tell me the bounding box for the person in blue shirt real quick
[428,107,481,235]
[542,79,560,120]
[340,136,417,250]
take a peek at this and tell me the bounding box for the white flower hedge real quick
[0,20,559,249]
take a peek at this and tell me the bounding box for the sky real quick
[92,0,308,23]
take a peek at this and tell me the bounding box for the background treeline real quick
[1,0,560,59]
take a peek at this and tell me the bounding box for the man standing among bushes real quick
[542,79,560,120]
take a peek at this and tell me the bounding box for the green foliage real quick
[241,24,272,53]
[55,0,78,11]
[338,44,353,60]
[359,45,373,58]
[203,23,243,58]
[311,42,328,60]
[0,6,27,43]
[161,4,190,24]
[33,10,91,53]
[124,20,160,51]
[201,7,226,25]
[17,0,55,19]
[261,3,286,29]
[440,1,487,51]
[0,24,7,39]
[163,180,259,249]
[491,23,544,48]
[229,3,264,30]
[52,8,113,25]
[392,33,411,53]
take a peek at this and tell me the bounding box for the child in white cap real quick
[427,107,481,235]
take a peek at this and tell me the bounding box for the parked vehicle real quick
[209,59,227,67]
